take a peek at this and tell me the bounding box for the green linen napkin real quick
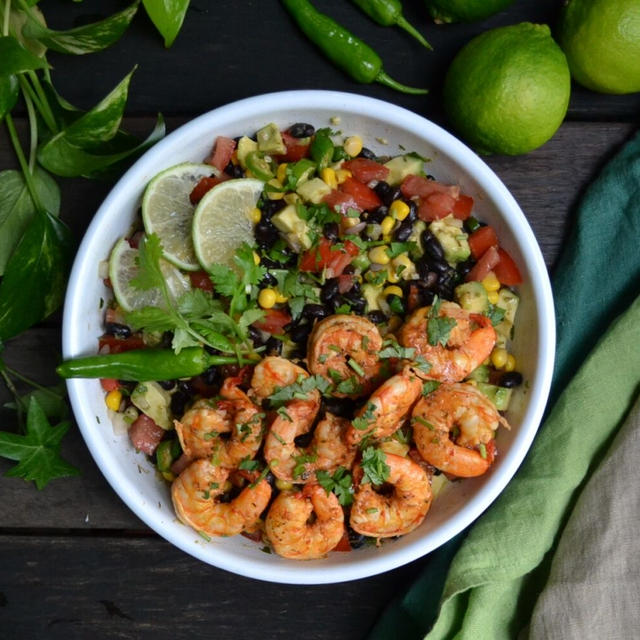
[369,130,640,639]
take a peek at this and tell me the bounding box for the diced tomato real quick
[326,249,353,278]
[98,334,145,354]
[468,226,499,260]
[189,269,214,293]
[299,237,333,272]
[253,309,292,334]
[279,131,311,162]
[401,175,460,200]
[207,136,236,172]
[129,414,164,456]
[340,177,382,211]
[189,175,228,204]
[484,439,497,465]
[493,248,523,286]
[417,192,457,221]
[127,231,144,249]
[170,453,190,476]
[342,158,389,183]
[100,378,119,392]
[300,238,358,277]
[337,274,354,294]
[452,194,474,220]
[323,189,362,215]
[332,528,352,552]
[466,245,500,282]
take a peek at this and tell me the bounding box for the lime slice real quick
[192,178,263,271]
[108,237,190,312]
[142,162,218,271]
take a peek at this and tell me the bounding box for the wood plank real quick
[0,534,427,639]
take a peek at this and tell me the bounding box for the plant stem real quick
[5,365,63,398]
[22,85,38,173]
[27,71,58,134]
[19,75,57,134]
[4,114,44,213]
[2,0,10,37]
[0,364,25,429]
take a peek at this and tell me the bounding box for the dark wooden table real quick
[1,1,637,638]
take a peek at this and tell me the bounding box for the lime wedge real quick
[109,237,190,312]
[192,178,263,271]
[142,162,218,271]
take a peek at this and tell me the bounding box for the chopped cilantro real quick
[478,443,487,459]
[238,457,260,471]
[421,380,440,396]
[427,296,457,347]
[316,466,354,506]
[277,406,292,422]
[386,242,417,259]
[268,374,331,407]
[412,415,435,430]
[347,358,365,377]
[360,447,390,485]
[486,304,506,326]
[335,376,362,395]
[352,402,377,431]
[293,452,317,479]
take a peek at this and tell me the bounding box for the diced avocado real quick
[131,381,172,430]
[363,283,382,311]
[271,204,312,250]
[495,288,519,348]
[236,136,258,169]
[384,155,426,186]
[455,281,489,314]
[407,220,426,256]
[256,122,286,155]
[296,177,331,204]
[476,382,512,411]
[466,364,490,383]
[431,473,449,499]
[429,214,470,265]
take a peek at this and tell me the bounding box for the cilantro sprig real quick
[427,295,457,347]
[360,447,391,485]
[268,374,332,408]
[317,467,354,506]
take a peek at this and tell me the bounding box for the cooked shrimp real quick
[412,382,510,477]
[307,314,383,397]
[398,302,496,382]
[251,356,315,402]
[347,370,423,446]
[265,484,344,559]
[171,459,271,537]
[350,452,432,538]
[175,375,264,467]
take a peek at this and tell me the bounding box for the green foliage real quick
[142,0,191,47]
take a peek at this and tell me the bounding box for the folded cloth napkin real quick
[369,130,640,640]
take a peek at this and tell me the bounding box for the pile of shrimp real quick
[170,300,510,560]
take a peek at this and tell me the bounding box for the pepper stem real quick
[376,71,429,95]
[396,16,433,51]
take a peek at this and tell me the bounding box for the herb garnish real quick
[316,466,354,506]
[427,296,457,347]
[360,447,390,485]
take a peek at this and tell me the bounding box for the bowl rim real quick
[63,90,555,584]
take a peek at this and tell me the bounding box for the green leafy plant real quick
[0,0,190,489]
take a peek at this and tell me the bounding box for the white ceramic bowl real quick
[63,90,555,584]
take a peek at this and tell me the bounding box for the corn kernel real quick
[105,389,122,412]
[379,439,409,457]
[276,163,288,183]
[344,135,363,157]
[380,216,395,236]
[266,178,285,200]
[504,354,517,372]
[161,471,176,483]
[387,269,400,283]
[383,285,403,298]
[283,192,301,205]
[258,288,277,309]
[321,167,337,189]
[343,215,361,228]
[335,169,352,184]
[368,245,391,265]
[252,251,261,266]
[487,290,500,304]
[390,200,410,221]
[482,272,501,292]
[250,207,262,224]
[275,478,294,491]
[274,290,288,304]
[491,347,508,369]
[391,254,415,280]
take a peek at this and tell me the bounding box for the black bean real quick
[435,283,454,300]
[288,122,314,138]
[358,147,377,160]
[405,199,418,222]
[219,364,241,379]
[321,278,340,303]
[177,380,194,396]
[421,290,436,306]
[500,371,523,388]
[158,379,176,391]
[202,365,220,386]
[373,180,391,201]
[260,271,278,287]
[429,258,450,276]
[323,222,339,242]
[289,323,312,344]
[160,331,173,349]
[260,199,287,219]
[224,162,244,178]
[393,219,413,242]
[248,326,264,348]
[366,206,388,226]
[255,219,280,247]
[104,322,131,339]
[342,264,356,275]
[302,303,329,320]
[422,230,446,262]
[170,391,189,417]
[385,187,403,207]
[456,258,475,279]
[348,528,367,549]
[367,310,387,324]
[264,336,283,356]
[294,432,314,448]
[346,296,366,314]
[322,396,357,418]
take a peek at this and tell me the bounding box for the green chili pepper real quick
[350,0,432,50]
[245,151,275,181]
[56,347,252,381]
[155,440,175,472]
[281,0,428,95]
[310,128,335,170]
[285,158,316,187]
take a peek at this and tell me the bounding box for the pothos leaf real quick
[0,168,61,275]
[142,0,191,48]
[0,36,48,76]
[22,2,139,55]
[0,210,72,341]
[0,396,79,490]
[0,75,19,122]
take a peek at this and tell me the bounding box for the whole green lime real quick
[443,23,571,155]
[425,0,514,24]
[558,0,640,94]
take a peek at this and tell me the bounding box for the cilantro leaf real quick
[427,296,457,347]
[0,397,79,489]
[486,303,506,327]
[387,242,417,259]
[125,305,176,332]
[177,288,222,318]
[268,374,331,407]
[292,451,317,479]
[379,343,416,359]
[360,447,390,485]
[317,466,354,506]
[208,263,240,298]
[129,233,166,292]
[422,380,441,396]
[352,402,377,431]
